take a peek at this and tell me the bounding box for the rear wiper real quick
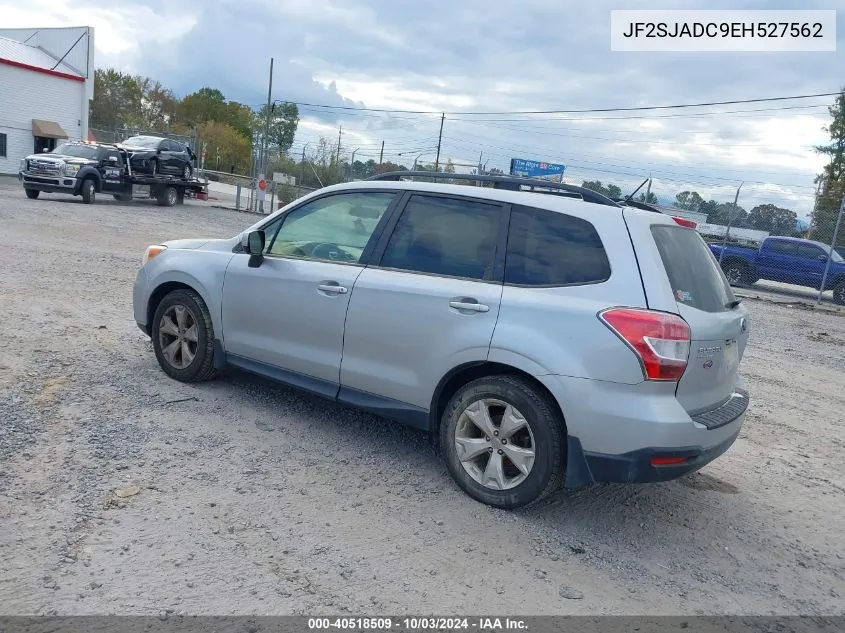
[726,299,742,309]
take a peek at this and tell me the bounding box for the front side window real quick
[266,192,396,263]
[794,243,824,260]
[0,133,6,158]
[505,205,610,286]
[379,195,502,280]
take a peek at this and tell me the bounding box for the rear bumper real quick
[569,429,741,485]
[535,373,749,488]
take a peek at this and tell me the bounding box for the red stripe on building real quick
[0,57,85,82]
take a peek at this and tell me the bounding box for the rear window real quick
[651,225,736,313]
[505,205,610,286]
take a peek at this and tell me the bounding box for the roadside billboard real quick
[509,158,566,179]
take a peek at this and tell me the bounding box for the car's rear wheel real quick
[722,261,751,286]
[183,163,192,180]
[24,188,40,199]
[151,289,218,382]
[80,178,95,204]
[440,375,565,509]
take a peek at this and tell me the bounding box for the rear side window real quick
[651,225,736,313]
[505,205,610,286]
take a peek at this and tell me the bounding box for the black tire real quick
[151,289,218,382]
[80,178,96,204]
[722,260,751,286]
[24,188,40,199]
[182,163,192,180]
[833,281,845,306]
[440,375,565,509]
[156,186,178,207]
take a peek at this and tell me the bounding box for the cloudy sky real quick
[3,0,843,218]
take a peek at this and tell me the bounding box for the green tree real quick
[637,191,658,204]
[811,89,845,245]
[255,102,299,155]
[746,204,798,236]
[197,121,251,174]
[89,68,144,130]
[674,190,705,211]
[581,180,620,198]
[177,87,228,128]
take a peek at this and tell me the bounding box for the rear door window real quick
[651,225,736,313]
[379,195,502,280]
[505,205,610,286]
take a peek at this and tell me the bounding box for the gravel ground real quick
[0,178,843,616]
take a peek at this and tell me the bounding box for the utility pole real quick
[476,150,483,186]
[808,177,825,239]
[378,140,384,165]
[335,126,342,165]
[259,57,274,213]
[349,148,359,181]
[718,182,743,266]
[434,113,444,171]
[818,194,845,304]
[300,144,306,186]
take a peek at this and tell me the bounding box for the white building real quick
[0,26,94,174]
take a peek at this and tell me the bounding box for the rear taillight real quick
[672,216,697,229]
[599,308,691,381]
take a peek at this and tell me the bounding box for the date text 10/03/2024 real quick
[307,617,528,630]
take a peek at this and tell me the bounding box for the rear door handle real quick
[449,300,489,313]
[317,283,348,295]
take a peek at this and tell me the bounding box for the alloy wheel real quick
[158,305,199,369]
[454,398,536,490]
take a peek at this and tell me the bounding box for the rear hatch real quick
[650,225,749,414]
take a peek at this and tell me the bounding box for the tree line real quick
[89,68,299,175]
[580,180,802,237]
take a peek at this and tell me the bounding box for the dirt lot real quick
[0,178,843,616]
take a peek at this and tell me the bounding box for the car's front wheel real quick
[833,281,845,305]
[151,289,218,382]
[24,188,40,199]
[440,375,565,509]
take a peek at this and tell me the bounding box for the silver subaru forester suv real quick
[133,173,749,508]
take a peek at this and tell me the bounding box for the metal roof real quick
[0,35,83,78]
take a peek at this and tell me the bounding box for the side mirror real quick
[157,148,163,154]
[246,230,265,268]
[819,254,829,262]
[108,156,119,164]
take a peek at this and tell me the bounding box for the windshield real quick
[52,144,99,160]
[123,136,161,148]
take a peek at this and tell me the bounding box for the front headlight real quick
[142,245,167,266]
[64,164,80,176]
[19,159,26,171]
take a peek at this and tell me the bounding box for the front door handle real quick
[449,300,489,313]
[317,283,348,295]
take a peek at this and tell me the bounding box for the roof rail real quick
[366,171,622,208]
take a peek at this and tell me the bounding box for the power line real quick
[250,91,840,116]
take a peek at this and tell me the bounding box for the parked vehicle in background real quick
[119,136,195,180]
[134,172,749,509]
[710,236,845,304]
[835,246,845,260]
[18,141,130,204]
[18,140,208,206]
